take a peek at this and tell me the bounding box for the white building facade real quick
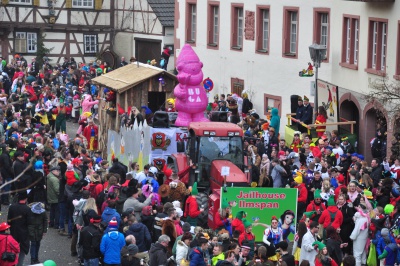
[174,0,400,161]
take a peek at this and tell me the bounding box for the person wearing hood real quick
[101,199,121,233]
[377,228,396,265]
[29,160,46,204]
[100,218,125,266]
[269,108,280,135]
[149,234,170,266]
[350,206,370,266]
[0,144,14,205]
[28,202,48,264]
[270,159,286,188]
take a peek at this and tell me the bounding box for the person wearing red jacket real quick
[0,222,20,266]
[231,211,246,235]
[213,199,231,233]
[334,174,347,202]
[294,172,308,223]
[319,196,343,236]
[83,119,98,151]
[306,189,326,223]
[183,182,204,226]
[238,220,256,259]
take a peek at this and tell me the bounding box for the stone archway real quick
[339,100,359,137]
[364,105,387,162]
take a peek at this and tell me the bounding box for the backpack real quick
[73,200,87,225]
[328,210,336,226]
[384,215,392,229]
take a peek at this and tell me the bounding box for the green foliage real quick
[35,32,54,67]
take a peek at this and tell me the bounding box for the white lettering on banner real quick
[188,88,202,103]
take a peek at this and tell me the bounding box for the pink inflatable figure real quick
[77,94,99,134]
[174,44,209,126]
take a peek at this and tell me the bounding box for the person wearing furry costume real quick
[161,208,178,256]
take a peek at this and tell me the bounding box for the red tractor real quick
[167,122,250,228]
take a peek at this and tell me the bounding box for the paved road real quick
[0,121,82,265]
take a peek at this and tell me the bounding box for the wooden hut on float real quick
[91,63,178,152]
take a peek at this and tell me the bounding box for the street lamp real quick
[309,43,327,121]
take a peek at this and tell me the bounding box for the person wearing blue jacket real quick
[269,108,280,135]
[100,218,125,265]
[141,166,160,193]
[377,228,396,264]
[125,217,152,253]
[101,200,121,233]
[189,237,209,266]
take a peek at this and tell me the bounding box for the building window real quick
[395,21,400,80]
[313,9,330,61]
[264,94,282,117]
[256,6,270,53]
[283,7,299,58]
[186,3,196,43]
[207,3,219,47]
[84,35,97,54]
[340,15,359,70]
[15,32,37,53]
[366,18,388,75]
[9,0,31,4]
[231,4,244,50]
[72,0,94,8]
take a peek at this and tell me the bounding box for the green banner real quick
[221,187,298,242]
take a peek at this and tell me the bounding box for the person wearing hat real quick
[100,218,125,266]
[340,136,354,156]
[306,189,326,223]
[83,118,99,151]
[120,235,141,266]
[338,153,350,176]
[231,210,246,235]
[183,182,204,226]
[0,222,20,265]
[318,196,343,240]
[294,171,308,223]
[294,96,304,129]
[47,165,61,229]
[238,219,255,259]
[323,146,337,167]
[350,207,370,266]
[123,186,153,223]
[27,202,48,264]
[312,241,337,266]
[333,174,346,202]
[7,191,31,266]
[79,214,103,266]
[11,149,30,197]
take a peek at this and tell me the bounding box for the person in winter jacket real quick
[101,199,121,231]
[232,211,246,235]
[79,214,103,266]
[294,172,308,223]
[125,215,152,254]
[123,186,153,222]
[269,108,280,135]
[313,241,338,266]
[176,232,193,265]
[0,222,20,266]
[27,202,48,264]
[100,218,125,265]
[318,196,343,234]
[189,237,209,266]
[47,166,60,228]
[65,163,79,186]
[271,159,286,188]
[149,234,170,266]
[377,228,396,265]
[184,182,204,226]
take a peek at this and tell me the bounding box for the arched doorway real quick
[339,100,359,137]
[365,108,387,162]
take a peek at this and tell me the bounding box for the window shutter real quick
[2,0,9,5]
[65,0,72,8]
[33,0,40,6]
[94,0,102,10]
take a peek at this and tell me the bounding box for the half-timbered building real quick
[0,0,175,69]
